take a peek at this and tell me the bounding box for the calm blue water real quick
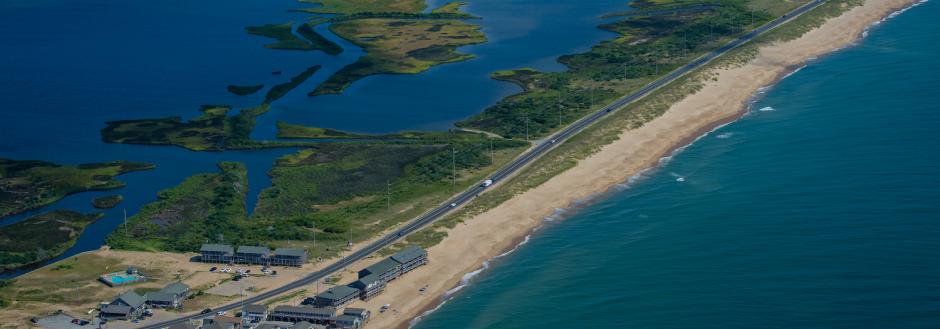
[413,2,940,328]
[0,0,631,276]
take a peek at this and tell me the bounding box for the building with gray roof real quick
[200,244,235,263]
[272,247,308,266]
[335,314,362,329]
[358,258,401,283]
[145,281,190,309]
[292,321,327,329]
[390,245,429,275]
[244,303,269,323]
[343,307,371,323]
[268,305,336,324]
[100,291,146,320]
[349,273,385,301]
[311,285,360,308]
[236,246,272,265]
[357,245,428,285]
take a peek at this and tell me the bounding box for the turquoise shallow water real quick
[412,2,940,328]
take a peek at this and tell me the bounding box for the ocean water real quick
[412,2,940,328]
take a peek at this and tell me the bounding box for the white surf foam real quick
[408,226,537,328]
[716,132,735,139]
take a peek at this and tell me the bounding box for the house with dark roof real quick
[349,273,386,301]
[268,305,336,324]
[310,285,360,308]
[162,281,190,296]
[236,246,271,265]
[146,281,191,308]
[343,308,371,324]
[201,244,235,263]
[100,291,147,320]
[271,248,308,267]
[334,314,362,329]
[244,304,269,324]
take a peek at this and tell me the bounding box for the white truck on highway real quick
[481,179,493,187]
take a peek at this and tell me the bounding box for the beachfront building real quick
[271,248,308,267]
[390,245,428,275]
[236,246,272,265]
[244,304,269,324]
[99,291,147,321]
[357,245,428,284]
[268,305,336,324]
[334,315,362,329]
[348,274,385,301]
[357,258,401,283]
[201,244,235,263]
[311,285,360,308]
[343,308,371,324]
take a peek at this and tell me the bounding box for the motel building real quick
[200,244,235,263]
[268,305,337,324]
[310,285,360,308]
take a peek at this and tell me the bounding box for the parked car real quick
[201,308,212,314]
[209,266,217,272]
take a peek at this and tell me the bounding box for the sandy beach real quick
[345,1,923,328]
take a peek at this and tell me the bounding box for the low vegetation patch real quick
[311,16,485,96]
[106,162,248,252]
[0,158,153,218]
[91,195,123,209]
[246,22,343,55]
[265,65,322,103]
[226,84,264,96]
[0,211,102,271]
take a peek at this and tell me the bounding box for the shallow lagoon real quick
[0,0,630,275]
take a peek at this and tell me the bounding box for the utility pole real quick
[489,138,494,164]
[123,208,128,239]
[451,146,457,186]
[525,112,529,142]
[590,88,595,109]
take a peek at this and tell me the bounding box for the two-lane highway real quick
[140,1,826,327]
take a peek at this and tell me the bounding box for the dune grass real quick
[91,195,123,209]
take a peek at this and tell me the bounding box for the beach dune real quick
[347,1,922,328]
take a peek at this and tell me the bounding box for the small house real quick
[100,291,147,320]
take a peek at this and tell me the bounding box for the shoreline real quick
[348,1,925,328]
